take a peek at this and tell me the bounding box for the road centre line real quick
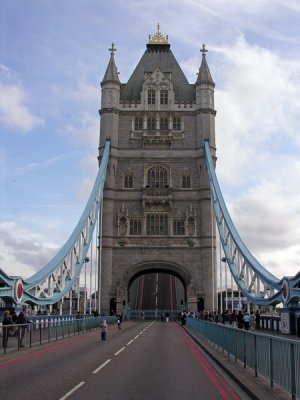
[114,347,126,356]
[127,339,134,346]
[134,335,139,339]
[92,359,112,374]
[59,381,85,400]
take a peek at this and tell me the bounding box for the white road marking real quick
[92,359,112,374]
[127,339,134,346]
[59,381,85,400]
[134,335,139,339]
[114,346,126,356]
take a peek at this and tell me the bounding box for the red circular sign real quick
[14,279,23,303]
[281,279,289,303]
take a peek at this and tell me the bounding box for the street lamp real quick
[84,256,90,315]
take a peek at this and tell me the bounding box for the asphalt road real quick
[0,321,251,400]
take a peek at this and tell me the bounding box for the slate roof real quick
[101,51,120,86]
[196,52,215,87]
[120,44,195,102]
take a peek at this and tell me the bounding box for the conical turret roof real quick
[196,44,215,87]
[101,43,120,86]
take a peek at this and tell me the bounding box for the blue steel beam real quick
[204,140,299,306]
[0,140,110,306]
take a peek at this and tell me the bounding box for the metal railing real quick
[1,316,117,355]
[187,317,300,400]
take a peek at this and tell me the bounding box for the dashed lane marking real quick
[114,347,126,356]
[127,340,134,346]
[134,335,139,339]
[59,381,85,400]
[92,359,112,374]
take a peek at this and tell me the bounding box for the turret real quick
[99,43,121,148]
[195,44,216,147]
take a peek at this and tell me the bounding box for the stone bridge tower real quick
[98,26,217,314]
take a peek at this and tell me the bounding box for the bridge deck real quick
[0,321,292,400]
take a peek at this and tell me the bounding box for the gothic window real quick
[147,165,168,188]
[147,117,156,130]
[173,219,185,236]
[129,219,141,235]
[148,89,155,105]
[124,174,133,189]
[134,117,143,130]
[160,90,168,105]
[173,117,181,131]
[146,214,168,235]
[182,174,191,189]
[160,117,168,130]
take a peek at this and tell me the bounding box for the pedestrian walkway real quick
[184,325,293,400]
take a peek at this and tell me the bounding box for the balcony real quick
[130,129,184,148]
[142,186,172,208]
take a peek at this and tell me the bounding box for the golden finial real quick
[148,22,169,45]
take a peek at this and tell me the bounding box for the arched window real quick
[129,219,141,235]
[160,117,168,130]
[134,117,143,131]
[182,174,191,189]
[146,214,168,235]
[148,89,155,105]
[160,90,168,105]
[147,165,168,188]
[173,117,181,131]
[173,219,185,235]
[147,117,156,130]
[124,174,133,189]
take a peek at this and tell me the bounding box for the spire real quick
[101,43,120,86]
[196,44,215,87]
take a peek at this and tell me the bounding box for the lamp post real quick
[83,256,90,315]
[221,257,228,311]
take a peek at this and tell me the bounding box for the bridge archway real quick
[116,261,197,316]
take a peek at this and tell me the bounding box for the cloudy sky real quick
[1,0,300,283]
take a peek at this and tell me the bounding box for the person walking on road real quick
[2,310,12,347]
[100,319,108,342]
[117,314,123,329]
[165,311,170,322]
[17,306,30,347]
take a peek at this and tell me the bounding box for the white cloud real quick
[0,83,44,133]
[0,221,59,279]
[61,111,99,147]
[214,36,300,185]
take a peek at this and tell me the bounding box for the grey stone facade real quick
[98,30,217,314]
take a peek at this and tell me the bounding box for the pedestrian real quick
[237,310,244,329]
[17,305,29,347]
[2,310,12,347]
[249,311,255,331]
[100,319,108,342]
[165,311,169,322]
[243,312,250,330]
[255,310,261,330]
[117,314,122,329]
